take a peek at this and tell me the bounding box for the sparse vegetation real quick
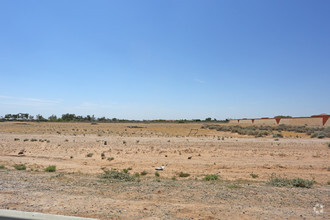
[179,172,190,178]
[0,165,5,169]
[155,171,160,177]
[250,173,259,178]
[86,153,93,157]
[140,170,147,176]
[15,164,26,170]
[14,138,20,141]
[101,170,135,182]
[203,124,330,138]
[123,169,129,173]
[226,183,242,189]
[267,174,314,188]
[311,131,326,139]
[273,133,283,138]
[45,165,56,172]
[204,174,219,181]
[24,138,29,142]
[107,157,114,161]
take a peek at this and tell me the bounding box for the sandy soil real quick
[0,122,329,219]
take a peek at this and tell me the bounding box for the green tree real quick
[48,115,57,121]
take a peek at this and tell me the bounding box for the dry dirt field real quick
[0,122,329,219]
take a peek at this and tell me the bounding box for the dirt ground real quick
[0,122,329,219]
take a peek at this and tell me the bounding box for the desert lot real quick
[0,122,329,219]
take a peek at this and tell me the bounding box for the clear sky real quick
[0,0,329,120]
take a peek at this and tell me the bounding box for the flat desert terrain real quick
[0,122,329,219]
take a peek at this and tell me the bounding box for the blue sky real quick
[0,0,329,120]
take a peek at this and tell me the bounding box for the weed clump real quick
[45,165,56,172]
[0,165,5,169]
[140,170,147,176]
[179,172,190,178]
[15,164,26,170]
[250,173,259,178]
[204,174,219,181]
[86,153,93,157]
[267,174,313,188]
[273,133,283,138]
[123,169,129,173]
[311,131,326,139]
[101,170,135,182]
[155,171,160,177]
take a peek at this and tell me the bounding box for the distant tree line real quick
[0,113,229,123]
[274,115,292,118]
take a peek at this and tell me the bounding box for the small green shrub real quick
[14,138,20,141]
[155,171,160,177]
[15,164,26,170]
[134,172,140,178]
[311,131,326,139]
[86,153,93,157]
[179,172,190,178]
[123,169,129,173]
[250,173,259,178]
[24,139,29,142]
[45,165,56,172]
[290,178,314,188]
[140,170,147,176]
[0,165,5,169]
[171,176,177,181]
[107,157,114,161]
[273,133,283,138]
[30,138,38,142]
[204,174,219,181]
[101,170,135,182]
[267,174,313,188]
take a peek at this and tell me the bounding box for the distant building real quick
[229,114,330,127]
